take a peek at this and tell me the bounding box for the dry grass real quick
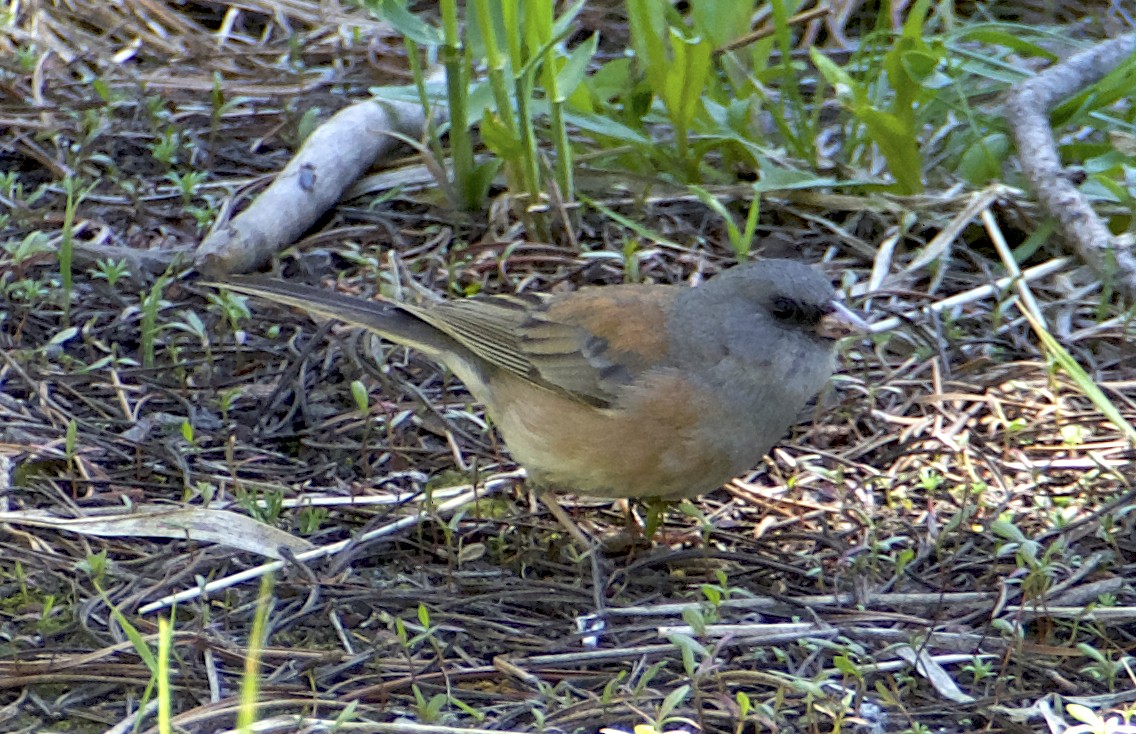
[1,3,1135,733]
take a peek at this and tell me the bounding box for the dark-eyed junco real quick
[210,259,865,500]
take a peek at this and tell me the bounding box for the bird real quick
[208,259,865,503]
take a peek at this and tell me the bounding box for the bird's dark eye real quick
[770,296,827,326]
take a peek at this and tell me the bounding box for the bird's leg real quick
[539,492,598,556]
[539,493,612,613]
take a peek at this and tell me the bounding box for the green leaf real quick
[555,32,597,102]
[689,184,743,252]
[480,109,522,159]
[520,1,549,65]
[49,326,79,346]
[464,79,498,126]
[662,29,712,130]
[376,0,442,46]
[582,56,635,107]
[857,107,923,193]
[350,380,369,412]
[833,654,861,679]
[1087,173,1128,204]
[957,132,1010,185]
[468,159,502,203]
[370,82,446,105]
[810,49,859,97]
[752,158,839,191]
[666,633,707,677]
[627,0,668,91]
[96,585,158,673]
[658,684,691,720]
[1020,306,1136,445]
[901,49,950,89]
[681,607,707,636]
[552,0,590,38]
[65,419,77,456]
[562,111,650,145]
[990,519,1028,543]
[957,27,1057,60]
[1052,52,1136,126]
[690,0,758,49]
[1076,643,1109,665]
[900,0,932,37]
[1065,703,1100,726]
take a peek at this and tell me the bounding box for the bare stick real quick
[1004,33,1136,295]
[195,81,442,275]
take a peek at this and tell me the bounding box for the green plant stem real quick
[473,0,516,139]
[440,0,476,209]
[405,38,448,170]
[548,98,573,201]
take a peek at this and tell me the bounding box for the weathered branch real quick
[1004,33,1136,296]
[195,93,436,275]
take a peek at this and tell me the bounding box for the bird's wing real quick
[399,295,542,386]
[416,285,676,408]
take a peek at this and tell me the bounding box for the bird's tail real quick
[204,276,460,359]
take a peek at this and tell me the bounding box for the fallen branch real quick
[194,87,439,275]
[1004,33,1136,296]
